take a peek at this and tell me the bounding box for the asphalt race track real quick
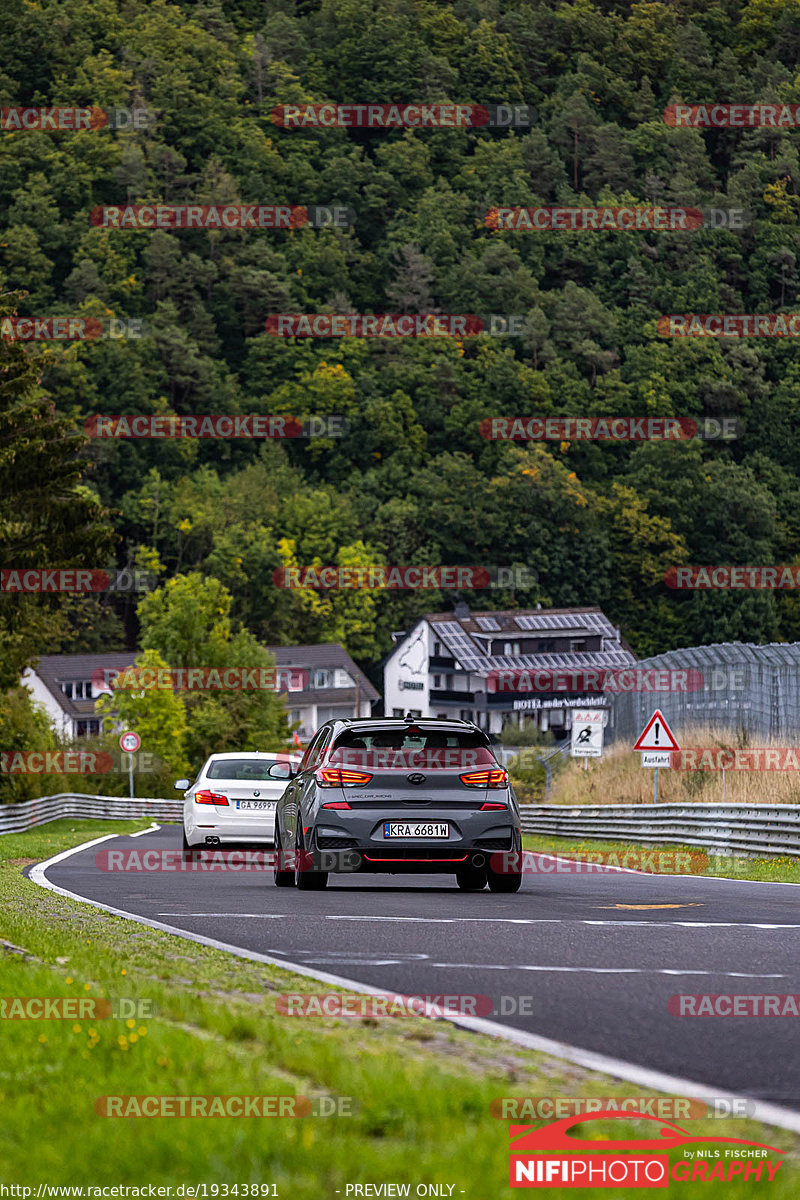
[38,825,800,1112]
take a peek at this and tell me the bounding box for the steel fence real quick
[607,642,800,744]
[0,793,181,835]
[6,792,799,860]
[520,802,800,858]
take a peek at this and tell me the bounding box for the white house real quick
[383,604,637,737]
[22,644,379,746]
[21,652,136,740]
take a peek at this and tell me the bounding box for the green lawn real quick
[522,833,800,883]
[0,820,797,1196]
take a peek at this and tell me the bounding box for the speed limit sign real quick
[119,730,141,753]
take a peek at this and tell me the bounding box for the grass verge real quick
[546,728,800,806]
[522,834,800,883]
[0,819,797,1196]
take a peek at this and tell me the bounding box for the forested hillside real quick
[4,0,800,678]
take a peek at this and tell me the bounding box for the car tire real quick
[273,827,296,888]
[487,871,522,893]
[297,871,328,890]
[295,833,328,890]
[486,838,523,892]
[456,865,487,891]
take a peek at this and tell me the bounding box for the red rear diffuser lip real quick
[363,853,470,862]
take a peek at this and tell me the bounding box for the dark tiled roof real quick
[30,646,381,712]
[28,652,136,719]
[266,642,379,702]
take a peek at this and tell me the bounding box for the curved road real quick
[37,825,800,1112]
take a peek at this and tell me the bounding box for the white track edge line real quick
[25,832,800,1137]
[528,849,800,888]
[129,823,160,837]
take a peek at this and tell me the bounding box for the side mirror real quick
[267,762,295,780]
[174,778,190,790]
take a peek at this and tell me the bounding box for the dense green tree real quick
[4,0,800,715]
[137,573,290,761]
[0,295,115,690]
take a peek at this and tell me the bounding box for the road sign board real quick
[571,712,604,758]
[119,730,141,753]
[573,709,604,724]
[633,709,680,753]
[641,751,672,768]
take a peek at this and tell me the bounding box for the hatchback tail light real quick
[459,769,508,789]
[321,800,352,810]
[480,801,508,811]
[194,789,228,805]
[316,768,373,787]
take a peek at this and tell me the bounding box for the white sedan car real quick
[176,751,299,851]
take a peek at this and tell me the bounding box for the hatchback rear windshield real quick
[206,758,281,781]
[334,728,489,750]
[330,727,495,769]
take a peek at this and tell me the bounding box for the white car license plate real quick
[383,822,449,839]
[236,800,275,810]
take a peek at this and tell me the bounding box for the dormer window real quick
[59,679,93,700]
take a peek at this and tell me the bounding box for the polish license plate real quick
[236,801,275,810]
[383,822,449,839]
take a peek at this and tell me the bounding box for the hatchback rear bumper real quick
[306,830,521,874]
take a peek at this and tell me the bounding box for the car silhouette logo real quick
[407,773,426,785]
[253,790,260,797]
[509,1111,784,1156]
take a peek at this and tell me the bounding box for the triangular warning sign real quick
[633,708,680,752]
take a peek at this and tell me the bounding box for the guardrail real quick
[0,793,182,835]
[7,794,798,859]
[519,802,800,858]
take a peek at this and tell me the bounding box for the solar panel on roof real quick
[476,617,501,631]
[431,622,487,670]
[515,613,602,630]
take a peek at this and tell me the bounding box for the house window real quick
[433,641,442,655]
[503,642,520,655]
[278,669,305,692]
[60,679,93,700]
[75,719,100,738]
[433,675,442,687]
[392,708,404,717]
[570,640,588,652]
[311,669,332,689]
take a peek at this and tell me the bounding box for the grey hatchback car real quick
[272,716,523,892]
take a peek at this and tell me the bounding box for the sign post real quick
[119,730,141,799]
[633,709,680,805]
